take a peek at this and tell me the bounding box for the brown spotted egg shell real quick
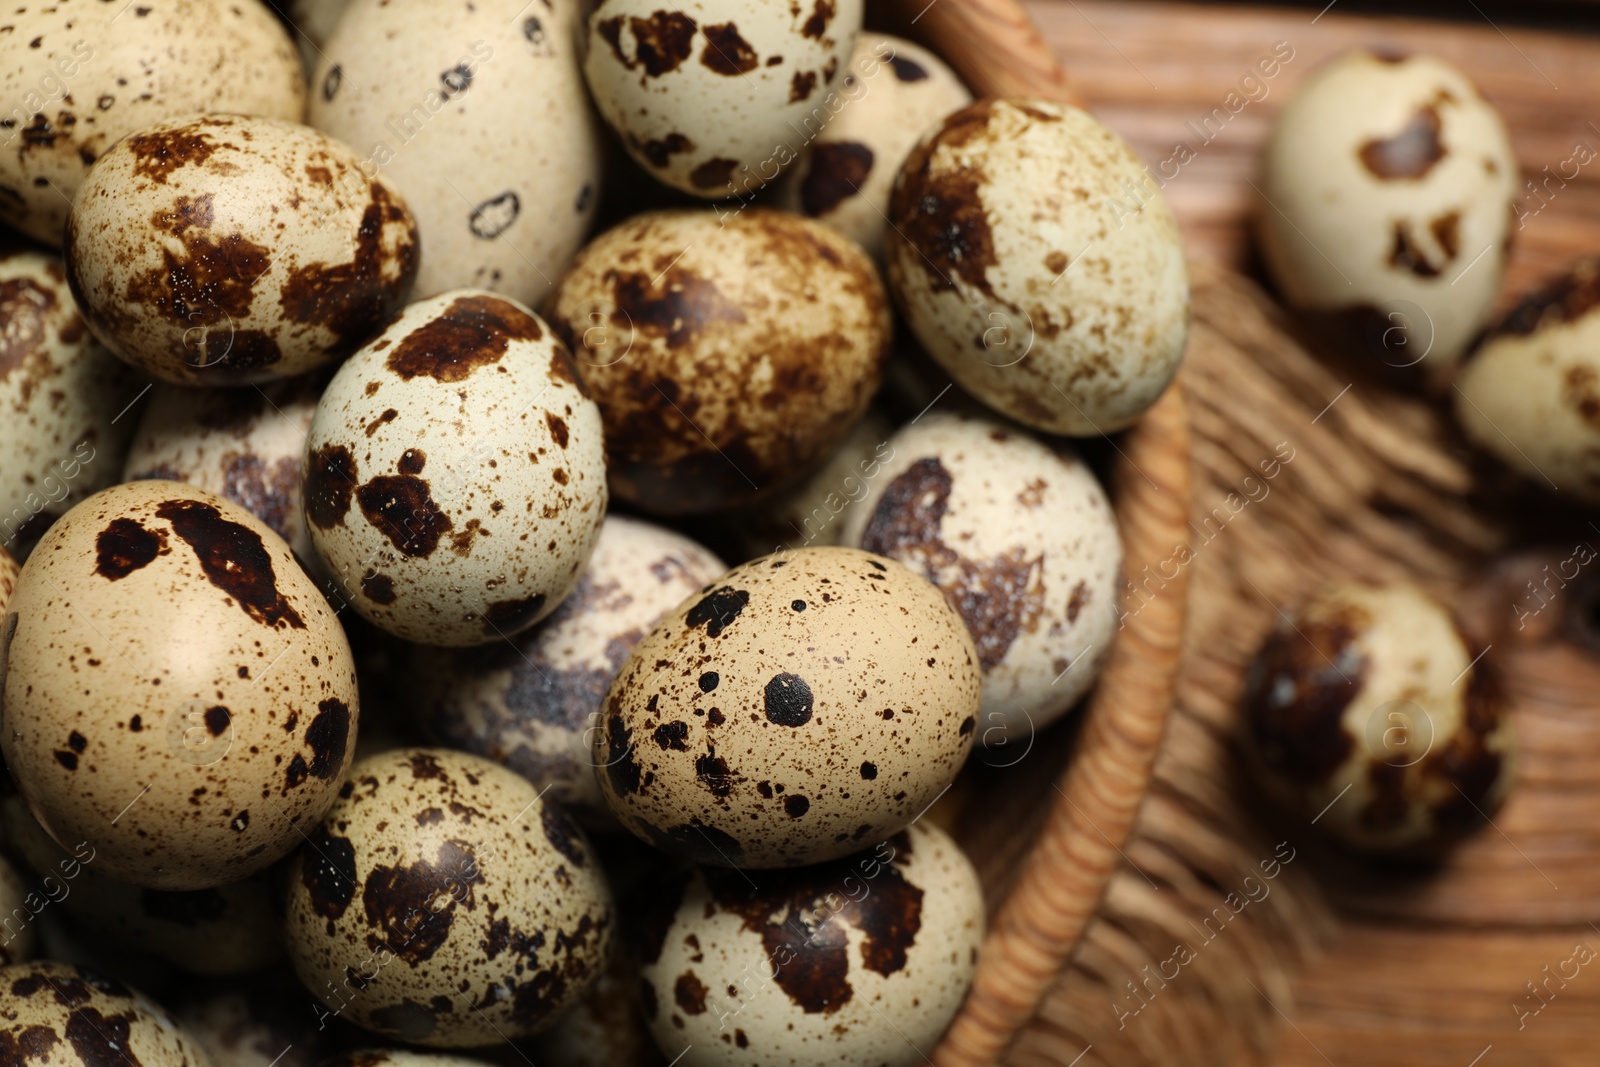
[583,0,861,199]
[0,960,212,1067]
[66,113,419,387]
[594,546,981,869]
[0,0,305,245]
[0,247,145,561]
[547,208,891,516]
[304,289,606,647]
[0,480,359,891]
[409,515,726,825]
[1242,581,1515,853]
[283,748,614,1047]
[889,99,1188,436]
[639,821,982,1067]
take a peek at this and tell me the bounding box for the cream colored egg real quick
[0,853,33,965]
[839,411,1120,743]
[595,546,980,868]
[547,209,890,515]
[0,248,144,560]
[639,822,981,1067]
[583,0,861,199]
[66,114,419,386]
[410,516,725,824]
[1242,582,1515,853]
[0,0,305,245]
[888,100,1188,436]
[311,0,603,309]
[304,289,605,647]
[0,480,359,890]
[0,961,212,1066]
[1259,50,1516,373]
[283,748,614,1046]
[772,34,970,260]
[124,376,325,568]
[1455,258,1600,502]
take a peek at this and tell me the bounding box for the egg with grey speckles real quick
[594,546,980,869]
[66,113,419,387]
[409,515,725,826]
[840,411,1120,744]
[1241,581,1516,854]
[638,821,981,1067]
[304,289,606,647]
[583,0,861,199]
[0,247,145,561]
[0,0,305,245]
[889,99,1188,436]
[0,479,359,890]
[0,960,212,1067]
[283,748,614,1047]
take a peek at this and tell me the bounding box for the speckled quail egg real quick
[1455,258,1600,503]
[889,99,1188,436]
[66,113,419,387]
[583,0,861,199]
[283,748,614,1046]
[175,972,366,1067]
[0,0,305,245]
[1242,581,1516,853]
[772,34,970,261]
[0,479,359,890]
[0,961,212,1066]
[304,289,605,647]
[638,821,981,1067]
[0,247,145,561]
[311,0,604,309]
[0,853,33,966]
[595,546,980,868]
[124,375,326,569]
[839,411,1120,744]
[547,209,890,515]
[1259,50,1517,373]
[409,516,726,824]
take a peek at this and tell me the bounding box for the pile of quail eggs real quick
[0,2,1191,1066]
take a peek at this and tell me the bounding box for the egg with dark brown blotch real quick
[123,376,326,569]
[0,247,145,561]
[546,209,891,516]
[1242,581,1516,854]
[283,748,614,1046]
[637,822,982,1067]
[0,0,305,245]
[410,516,725,825]
[304,289,605,647]
[0,960,212,1067]
[0,480,359,890]
[594,546,980,868]
[66,114,419,386]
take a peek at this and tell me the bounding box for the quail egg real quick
[0,960,212,1067]
[638,821,981,1067]
[0,247,144,561]
[0,0,305,245]
[839,411,1120,743]
[1455,257,1600,503]
[0,479,359,890]
[547,208,890,515]
[66,113,419,386]
[304,289,605,646]
[1242,581,1516,853]
[1258,50,1516,373]
[583,0,862,199]
[410,516,726,824]
[888,99,1188,436]
[283,748,614,1046]
[311,0,604,309]
[595,546,980,868]
[772,34,971,260]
